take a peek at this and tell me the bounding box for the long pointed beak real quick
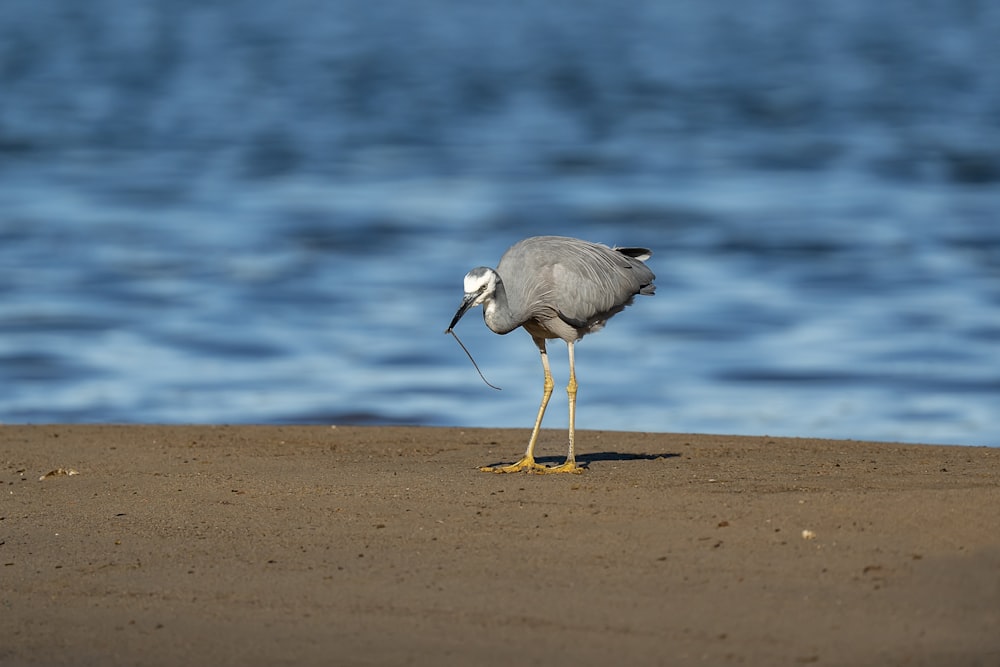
[445,293,476,333]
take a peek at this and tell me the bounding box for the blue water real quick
[1,1,998,446]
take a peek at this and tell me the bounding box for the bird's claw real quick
[479,456,549,474]
[479,456,583,474]
[544,460,584,474]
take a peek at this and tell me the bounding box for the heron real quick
[446,235,655,474]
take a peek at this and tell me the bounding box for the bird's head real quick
[446,267,497,332]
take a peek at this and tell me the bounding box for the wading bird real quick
[446,235,655,474]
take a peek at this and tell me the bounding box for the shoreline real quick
[3,425,998,666]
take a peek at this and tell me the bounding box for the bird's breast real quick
[524,317,583,343]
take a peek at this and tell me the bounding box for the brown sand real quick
[2,425,998,666]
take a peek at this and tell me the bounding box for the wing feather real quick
[497,236,655,331]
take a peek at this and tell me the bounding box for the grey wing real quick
[549,240,655,327]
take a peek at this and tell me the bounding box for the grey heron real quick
[446,235,655,474]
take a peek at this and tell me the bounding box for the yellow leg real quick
[481,337,553,474]
[546,341,583,474]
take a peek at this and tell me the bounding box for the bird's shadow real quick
[483,451,679,470]
[578,451,680,466]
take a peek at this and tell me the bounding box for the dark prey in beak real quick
[445,296,501,391]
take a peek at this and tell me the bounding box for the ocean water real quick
[1,0,998,446]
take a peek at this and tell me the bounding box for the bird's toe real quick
[479,456,550,474]
[541,460,585,474]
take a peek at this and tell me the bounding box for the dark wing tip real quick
[615,247,652,261]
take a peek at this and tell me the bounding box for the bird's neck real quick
[483,277,521,335]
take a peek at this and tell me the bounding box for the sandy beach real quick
[2,425,998,666]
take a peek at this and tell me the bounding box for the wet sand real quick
[2,425,998,666]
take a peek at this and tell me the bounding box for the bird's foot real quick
[479,456,584,474]
[479,455,550,474]
[544,459,584,474]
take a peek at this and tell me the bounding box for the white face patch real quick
[463,268,494,296]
